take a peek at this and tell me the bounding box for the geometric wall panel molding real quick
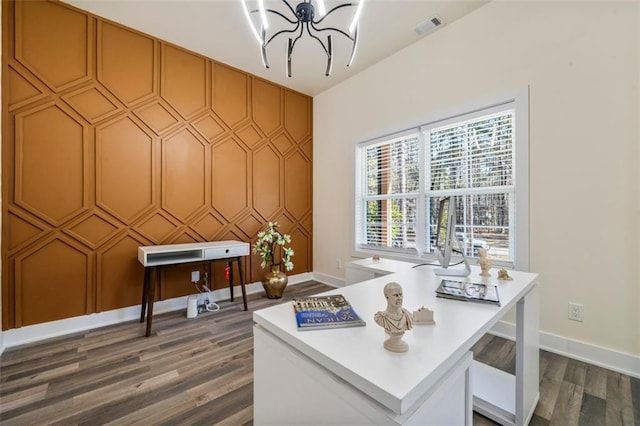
[168,231,201,245]
[252,78,282,135]
[6,209,49,253]
[6,64,49,111]
[284,89,311,141]
[65,211,123,249]
[15,237,90,326]
[300,138,313,160]
[15,103,88,226]
[288,226,310,275]
[191,113,228,143]
[212,136,249,221]
[96,116,155,223]
[62,85,124,125]
[212,63,249,127]
[14,1,91,91]
[236,213,264,241]
[97,234,146,312]
[161,45,208,119]
[190,211,226,241]
[134,211,181,244]
[300,210,313,234]
[235,123,265,149]
[162,128,208,222]
[272,131,296,156]
[98,21,156,106]
[285,150,312,218]
[253,144,281,219]
[273,213,295,236]
[133,100,182,136]
[3,0,313,330]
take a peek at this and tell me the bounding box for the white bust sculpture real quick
[374,282,412,352]
[477,248,491,277]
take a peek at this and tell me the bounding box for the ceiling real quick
[63,0,489,96]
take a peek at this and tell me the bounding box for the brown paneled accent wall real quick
[1,0,313,329]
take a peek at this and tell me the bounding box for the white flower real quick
[252,222,294,271]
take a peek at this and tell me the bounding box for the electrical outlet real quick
[191,270,200,283]
[568,303,584,322]
[336,258,342,269]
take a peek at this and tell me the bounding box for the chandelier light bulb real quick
[316,0,326,17]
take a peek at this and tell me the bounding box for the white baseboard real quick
[490,320,640,379]
[0,273,314,353]
[310,271,344,288]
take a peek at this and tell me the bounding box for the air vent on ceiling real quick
[413,16,443,36]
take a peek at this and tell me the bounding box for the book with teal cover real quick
[292,294,366,330]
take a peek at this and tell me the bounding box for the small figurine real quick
[372,254,381,262]
[497,268,513,281]
[412,306,435,325]
[477,248,491,277]
[374,282,412,352]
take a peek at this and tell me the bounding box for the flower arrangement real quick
[253,222,294,272]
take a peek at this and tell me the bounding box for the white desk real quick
[253,259,539,425]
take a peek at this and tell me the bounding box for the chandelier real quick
[242,0,365,77]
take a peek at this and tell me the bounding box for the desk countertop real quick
[253,260,538,415]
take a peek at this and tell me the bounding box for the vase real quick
[261,264,288,299]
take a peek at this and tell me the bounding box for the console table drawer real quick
[205,245,249,259]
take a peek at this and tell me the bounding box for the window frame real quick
[353,89,530,271]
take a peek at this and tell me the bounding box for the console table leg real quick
[227,260,234,302]
[145,267,158,337]
[140,267,150,323]
[237,257,247,311]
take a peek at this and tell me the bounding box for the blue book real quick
[292,295,366,330]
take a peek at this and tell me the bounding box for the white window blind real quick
[355,97,526,268]
[359,134,419,253]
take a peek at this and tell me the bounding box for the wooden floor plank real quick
[579,392,606,426]
[549,381,583,425]
[584,363,608,399]
[605,370,635,425]
[630,375,640,426]
[564,358,588,387]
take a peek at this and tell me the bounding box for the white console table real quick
[253,259,539,425]
[138,240,250,337]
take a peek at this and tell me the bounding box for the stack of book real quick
[292,294,366,330]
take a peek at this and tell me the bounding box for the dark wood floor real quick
[1,281,638,425]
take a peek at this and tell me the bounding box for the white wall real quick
[314,1,639,357]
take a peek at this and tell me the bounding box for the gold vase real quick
[261,264,288,299]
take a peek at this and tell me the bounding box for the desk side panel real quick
[517,283,540,425]
[253,325,394,424]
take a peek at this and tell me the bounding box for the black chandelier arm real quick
[288,23,305,54]
[286,24,305,77]
[310,21,355,42]
[249,8,297,25]
[305,22,329,55]
[313,3,355,25]
[264,22,301,47]
[280,0,298,20]
[305,22,334,76]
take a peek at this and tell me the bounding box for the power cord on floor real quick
[202,284,220,312]
[192,282,220,313]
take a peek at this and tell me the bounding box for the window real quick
[355,92,529,269]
